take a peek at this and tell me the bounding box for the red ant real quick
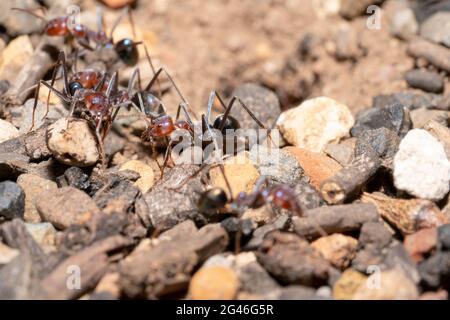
[140,88,274,178]
[174,166,327,252]
[13,6,141,66]
[31,50,140,167]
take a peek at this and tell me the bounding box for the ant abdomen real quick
[198,188,228,215]
[132,92,163,116]
[115,38,139,66]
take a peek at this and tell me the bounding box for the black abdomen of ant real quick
[115,38,139,66]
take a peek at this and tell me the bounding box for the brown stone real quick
[404,228,438,263]
[333,269,367,300]
[311,234,358,269]
[189,266,238,300]
[35,187,101,229]
[284,146,342,189]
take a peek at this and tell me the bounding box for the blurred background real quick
[0,0,449,115]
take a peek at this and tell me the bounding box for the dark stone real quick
[220,217,256,240]
[144,164,206,232]
[0,181,25,220]
[231,83,281,130]
[354,128,400,168]
[56,166,90,191]
[287,179,324,210]
[358,221,393,250]
[419,252,450,289]
[94,175,140,214]
[438,224,450,250]
[238,261,280,295]
[256,231,333,286]
[413,0,450,23]
[245,214,291,250]
[405,69,444,93]
[351,104,411,138]
[372,92,450,110]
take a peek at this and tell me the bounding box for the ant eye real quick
[69,81,83,96]
[114,38,139,66]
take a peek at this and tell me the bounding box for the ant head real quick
[212,114,240,134]
[198,187,228,215]
[114,38,139,66]
[69,81,83,96]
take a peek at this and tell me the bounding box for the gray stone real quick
[420,12,450,47]
[393,129,450,201]
[372,92,450,110]
[231,83,281,130]
[0,119,19,144]
[0,181,25,220]
[438,224,450,250]
[249,145,304,184]
[354,128,400,168]
[351,104,411,138]
[144,164,206,231]
[405,69,444,93]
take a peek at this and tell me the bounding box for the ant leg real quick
[144,67,198,120]
[94,72,108,92]
[175,102,194,127]
[95,119,107,169]
[30,80,71,131]
[217,95,275,147]
[143,45,161,98]
[105,71,118,97]
[109,6,129,40]
[159,137,175,178]
[43,50,70,120]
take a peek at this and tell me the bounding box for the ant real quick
[139,88,274,178]
[31,50,141,168]
[175,165,327,252]
[13,6,141,66]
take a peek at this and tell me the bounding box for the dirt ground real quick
[85,0,417,116]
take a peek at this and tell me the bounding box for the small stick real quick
[320,153,381,204]
[293,203,380,239]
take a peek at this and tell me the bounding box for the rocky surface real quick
[0,0,449,301]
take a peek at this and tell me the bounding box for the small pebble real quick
[410,108,449,129]
[35,187,101,229]
[393,129,450,201]
[351,104,411,138]
[354,128,400,168]
[0,181,25,220]
[189,266,239,300]
[56,167,90,191]
[419,252,450,289]
[339,0,381,19]
[405,69,444,93]
[284,146,342,190]
[352,268,419,300]
[423,120,450,160]
[0,242,19,265]
[210,153,260,199]
[323,138,356,166]
[0,119,19,144]
[419,12,450,48]
[389,5,418,40]
[276,97,354,153]
[47,118,100,167]
[404,228,438,263]
[438,224,450,250]
[0,35,33,83]
[249,145,303,184]
[332,269,367,300]
[24,222,57,247]
[311,234,358,270]
[120,160,155,193]
[17,174,58,223]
